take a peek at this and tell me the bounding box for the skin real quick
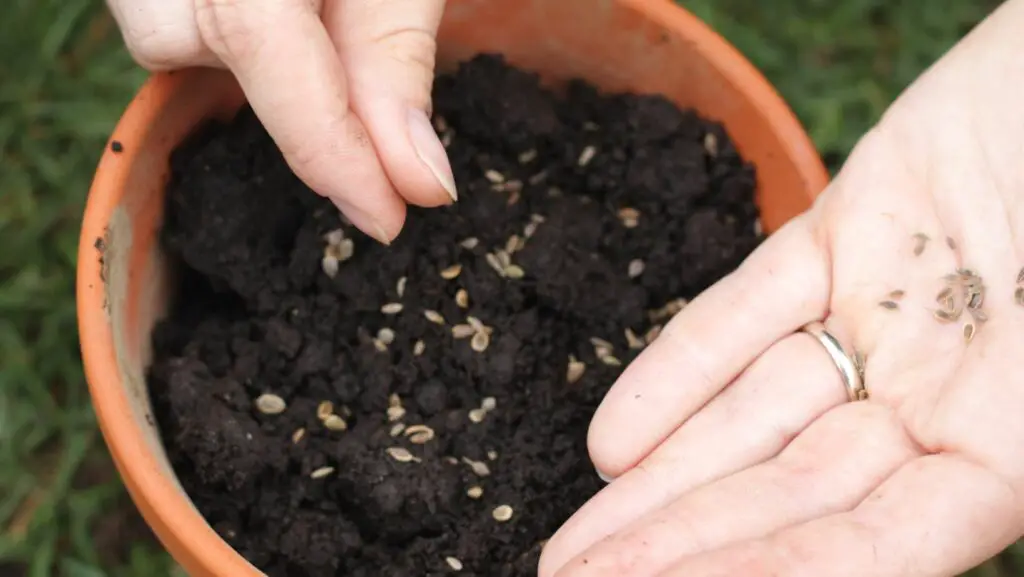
[106,0,456,245]
[539,1,1024,575]
[110,1,1024,575]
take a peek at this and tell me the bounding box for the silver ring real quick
[799,321,867,402]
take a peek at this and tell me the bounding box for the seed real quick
[589,337,614,350]
[424,310,446,325]
[468,408,488,423]
[519,149,537,164]
[628,259,645,278]
[386,447,420,463]
[947,236,958,250]
[495,179,523,193]
[625,328,645,349]
[566,356,586,384]
[528,170,549,185]
[1017,267,1024,285]
[936,287,953,304]
[387,405,406,422]
[481,397,497,411]
[467,316,486,333]
[460,237,479,250]
[963,322,976,343]
[934,309,957,323]
[644,325,662,344]
[492,505,514,522]
[703,132,718,156]
[452,324,477,339]
[578,145,597,166]
[504,265,526,279]
[455,289,469,308]
[967,289,984,310]
[323,414,348,431]
[523,222,539,239]
[337,239,354,261]
[390,423,406,437]
[317,400,334,420]
[879,300,899,310]
[396,276,407,298]
[445,556,464,571]
[444,456,459,465]
[310,466,335,479]
[530,214,546,224]
[389,393,402,408]
[255,393,287,415]
[324,229,345,246]
[912,233,929,256]
[495,250,512,269]
[888,290,905,300]
[467,486,484,499]
[414,340,426,356]
[1016,287,1024,307]
[405,425,436,444]
[487,450,498,461]
[507,191,521,206]
[471,331,490,352]
[373,338,388,352]
[377,328,396,345]
[321,255,340,278]
[291,428,305,444]
[381,302,404,315]
[485,253,506,276]
[970,308,988,323]
[852,350,866,376]
[433,116,448,131]
[462,457,491,477]
[617,207,640,228]
[600,355,622,366]
[441,264,463,280]
[505,235,522,255]
[484,169,505,183]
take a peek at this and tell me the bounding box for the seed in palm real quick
[963,322,976,343]
[912,233,929,256]
[878,300,899,310]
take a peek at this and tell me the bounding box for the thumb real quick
[325,0,457,208]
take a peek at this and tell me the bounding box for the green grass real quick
[0,0,1017,575]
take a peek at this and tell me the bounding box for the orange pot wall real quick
[77,1,827,575]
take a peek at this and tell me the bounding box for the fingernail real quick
[331,198,392,246]
[407,108,457,202]
[596,469,615,483]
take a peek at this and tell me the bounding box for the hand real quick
[106,0,456,245]
[539,1,1024,576]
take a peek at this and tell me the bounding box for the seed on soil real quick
[492,505,514,522]
[947,236,957,250]
[566,356,586,384]
[912,233,929,256]
[523,221,540,239]
[468,408,488,423]
[387,405,406,422]
[452,324,477,339]
[467,486,484,499]
[467,316,486,333]
[528,170,548,185]
[879,300,899,310]
[494,179,523,193]
[484,169,505,184]
[600,355,622,366]
[316,400,333,420]
[323,414,348,431]
[377,328,396,345]
[644,325,663,344]
[518,149,537,164]
[1016,286,1024,307]
[470,331,490,353]
[462,457,491,477]
[291,428,305,444]
[485,253,506,276]
[455,289,469,308]
[888,290,905,300]
[628,259,645,278]
[441,264,463,279]
[445,556,464,571]
[255,393,287,415]
[323,229,345,246]
[963,322,976,343]
[495,250,512,269]
[505,235,522,255]
[577,145,597,167]
[703,132,718,156]
[487,450,498,460]
[1017,267,1024,285]
[481,397,497,411]
[310,466,335,479]
[424,310,446,325]
[617,207,640,228]
[321,255,339,278]
[413,340,425,356]
[405,424,436,444]
[389,394,402,408]
[530,214,546,224]
[396,276,407,298]
[624,328,645,349]
[390,423,406,437]
[386,447,421,463]
[504,265,526,279]
[460,237,479,250]
[381,302,404,315]
[373,338,389,352]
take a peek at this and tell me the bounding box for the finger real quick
[326,0,457,207]
[194,0,405,244]
[106,0,221,69]
[547,402,918,577]
[588,213,831,478]
[540,330,850,575]
[657,454,1022,577]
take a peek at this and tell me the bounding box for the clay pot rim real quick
[77,1,827,574]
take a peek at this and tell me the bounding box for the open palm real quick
[539,3,1024,576]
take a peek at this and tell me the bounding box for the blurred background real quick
[0,0,1017,575]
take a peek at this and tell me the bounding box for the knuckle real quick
[193,0,263,62]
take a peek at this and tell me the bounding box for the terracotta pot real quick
[77,0,828,574]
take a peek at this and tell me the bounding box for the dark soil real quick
[147,54,762,577]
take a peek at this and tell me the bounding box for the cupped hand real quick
[540,2,1024,576]
[107,0,456,244]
